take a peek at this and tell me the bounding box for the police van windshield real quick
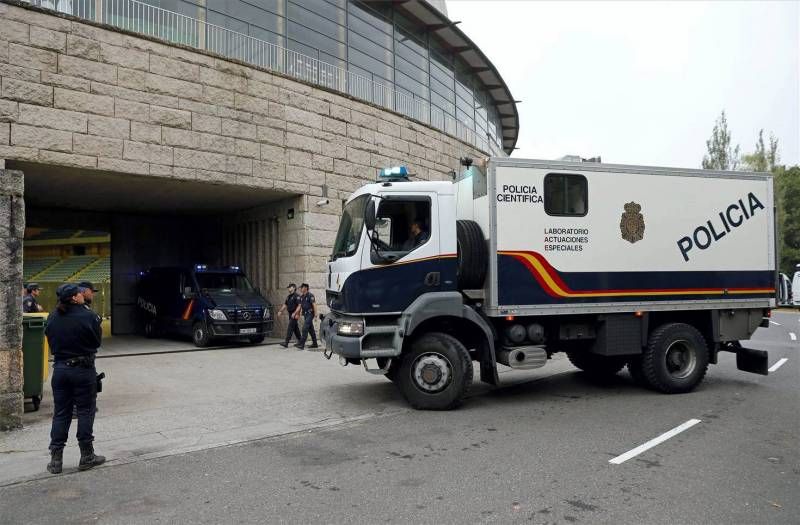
[332,194,369,260]
[196,273,254,292]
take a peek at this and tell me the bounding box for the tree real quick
[775,165,800,275]
[702,110,740,170]
[742,129,779,172]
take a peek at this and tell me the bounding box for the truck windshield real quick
[196,273,254,292]
[332,194,369,260]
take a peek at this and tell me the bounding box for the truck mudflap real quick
[719,341,769,375]
[735,346,769,375]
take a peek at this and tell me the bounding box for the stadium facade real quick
[0,0,518,424]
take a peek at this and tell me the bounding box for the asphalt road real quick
[2,311,798,524]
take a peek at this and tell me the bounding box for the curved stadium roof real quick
[394,0,519,154]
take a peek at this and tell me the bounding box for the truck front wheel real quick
[396,332,473,410]
[637,323,709,393]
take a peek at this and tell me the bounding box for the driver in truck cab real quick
[402,219,428,251]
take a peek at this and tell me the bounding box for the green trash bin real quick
[22,313,49,412]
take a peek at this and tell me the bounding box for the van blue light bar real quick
[379,166,409,180]
[195,264,208,271]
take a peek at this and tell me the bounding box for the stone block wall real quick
[0,169,23,430]
[0,0,485,298]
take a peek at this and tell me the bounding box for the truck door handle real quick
[424,272,440,286]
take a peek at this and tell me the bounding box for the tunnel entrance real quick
[14,161,295,338]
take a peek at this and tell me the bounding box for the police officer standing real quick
[293,283,318,350]
[77,281,102,417]
[78,281,102,320]
[22,283,44,313]
[45,284,105,474]
[277,283,301,348]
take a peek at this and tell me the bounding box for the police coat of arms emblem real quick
[620,202,645,243]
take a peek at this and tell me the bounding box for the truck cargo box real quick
[456,159,776,316]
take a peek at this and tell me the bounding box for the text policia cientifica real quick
[496,185,543,203]
[677,192,764,262]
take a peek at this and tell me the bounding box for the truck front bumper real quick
[320,312,401,359]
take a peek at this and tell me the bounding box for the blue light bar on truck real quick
[379,166,409,180]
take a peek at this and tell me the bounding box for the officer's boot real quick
[78,442,106,471]
[47,448,63,474]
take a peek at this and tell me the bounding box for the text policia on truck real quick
[319,158,776,410]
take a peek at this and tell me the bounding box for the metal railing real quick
[22,0,504,155]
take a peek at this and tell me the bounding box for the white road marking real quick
[609,419,702,465]
[791,332,797,341]
[768,358,788,373]
[769,320,781,326]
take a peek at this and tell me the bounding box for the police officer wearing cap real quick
[293,283,318,350]
[22,283,44,313]
[45,283,105,474]
[277,283,301,348]
[78,281,102,319]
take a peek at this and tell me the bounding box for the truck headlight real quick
[337,320,364,337]
[263,308,271,320]
[208,309,227,321]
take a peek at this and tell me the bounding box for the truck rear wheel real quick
[456,220,487,289]
[638,323,709,393]
[396,332,473,410]
[567,351,627,377]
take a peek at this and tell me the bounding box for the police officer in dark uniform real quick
[77,281,102,417]
[78,281,99,308]
[293,283,318,350]
[78,281,102,321]
[278,283,301,348]
[22,283,44,313]
[45,283,105,474]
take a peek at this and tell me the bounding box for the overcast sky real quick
[448,1,799,169]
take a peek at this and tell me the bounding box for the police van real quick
[137,265,273,347]
[321,158,777,410]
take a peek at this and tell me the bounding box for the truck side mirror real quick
[365,199,377,231]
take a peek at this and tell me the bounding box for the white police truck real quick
[320,158,777,410]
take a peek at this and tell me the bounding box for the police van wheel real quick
[144,320,158,339]
[640,323,709,394]
[567,351,626,377]
[456,220,487,289]
[192,322,212,347]
[248,335,265,344]
[397,332,472,410]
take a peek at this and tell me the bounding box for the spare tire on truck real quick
[456,220,487,289]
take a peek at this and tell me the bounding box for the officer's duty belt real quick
[65,356,95,368]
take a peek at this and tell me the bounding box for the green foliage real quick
[775,165,800,274]
[742,129,779,172]
[702,111,740,170]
